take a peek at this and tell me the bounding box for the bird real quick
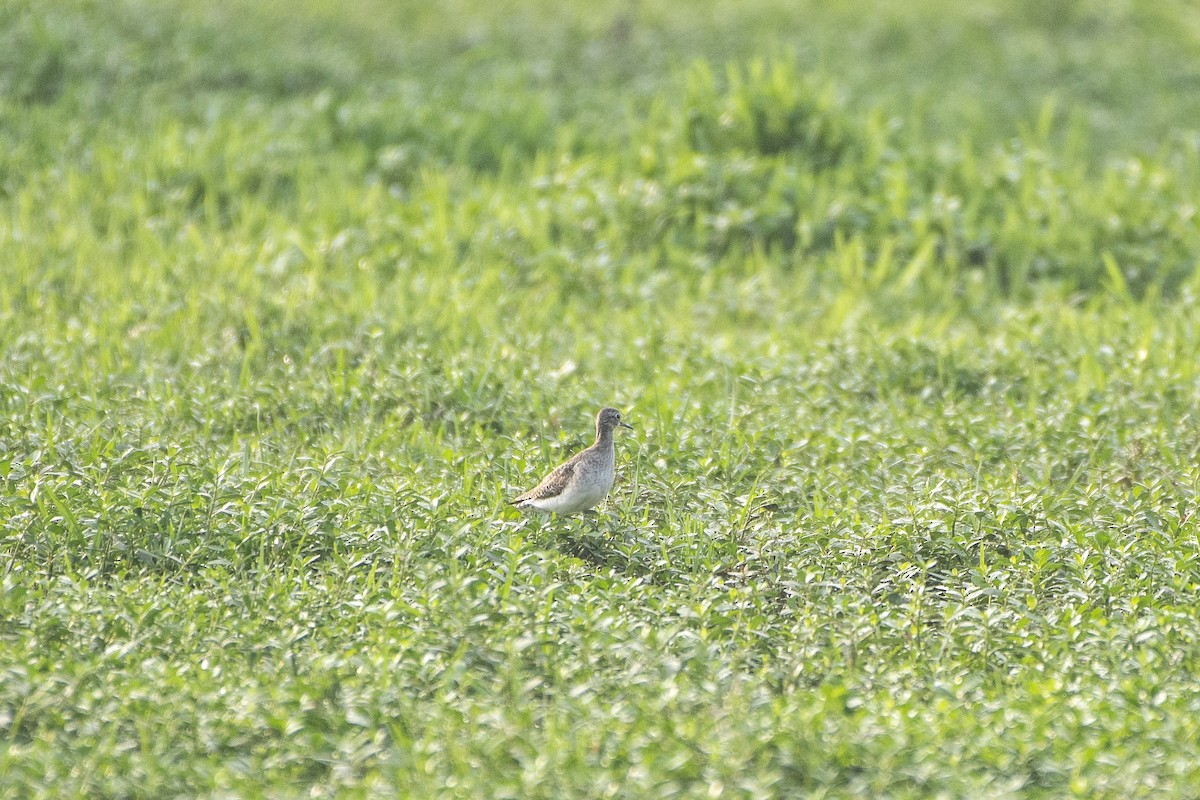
[509,407,633,515]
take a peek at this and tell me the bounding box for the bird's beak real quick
[620,421,634,430]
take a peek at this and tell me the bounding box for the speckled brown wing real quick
[510,458,577,504]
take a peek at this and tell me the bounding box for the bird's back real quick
[511,439,614,513]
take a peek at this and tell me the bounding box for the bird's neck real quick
[594,426,613,448]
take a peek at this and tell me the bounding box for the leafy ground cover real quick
[3,0,1200,797]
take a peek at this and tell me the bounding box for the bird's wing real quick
[510,458,577,504]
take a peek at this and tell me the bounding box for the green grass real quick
[4,0,1200,797]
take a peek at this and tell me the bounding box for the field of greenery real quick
[4,0,1200,796]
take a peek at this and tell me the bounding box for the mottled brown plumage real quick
[510,408,632,514]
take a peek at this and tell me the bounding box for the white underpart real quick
[517,477,612,514]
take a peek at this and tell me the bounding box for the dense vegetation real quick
[3,0,1200,796]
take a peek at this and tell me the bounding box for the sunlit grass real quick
[3,0,1200,797]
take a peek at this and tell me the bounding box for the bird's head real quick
[597,407,633,432]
